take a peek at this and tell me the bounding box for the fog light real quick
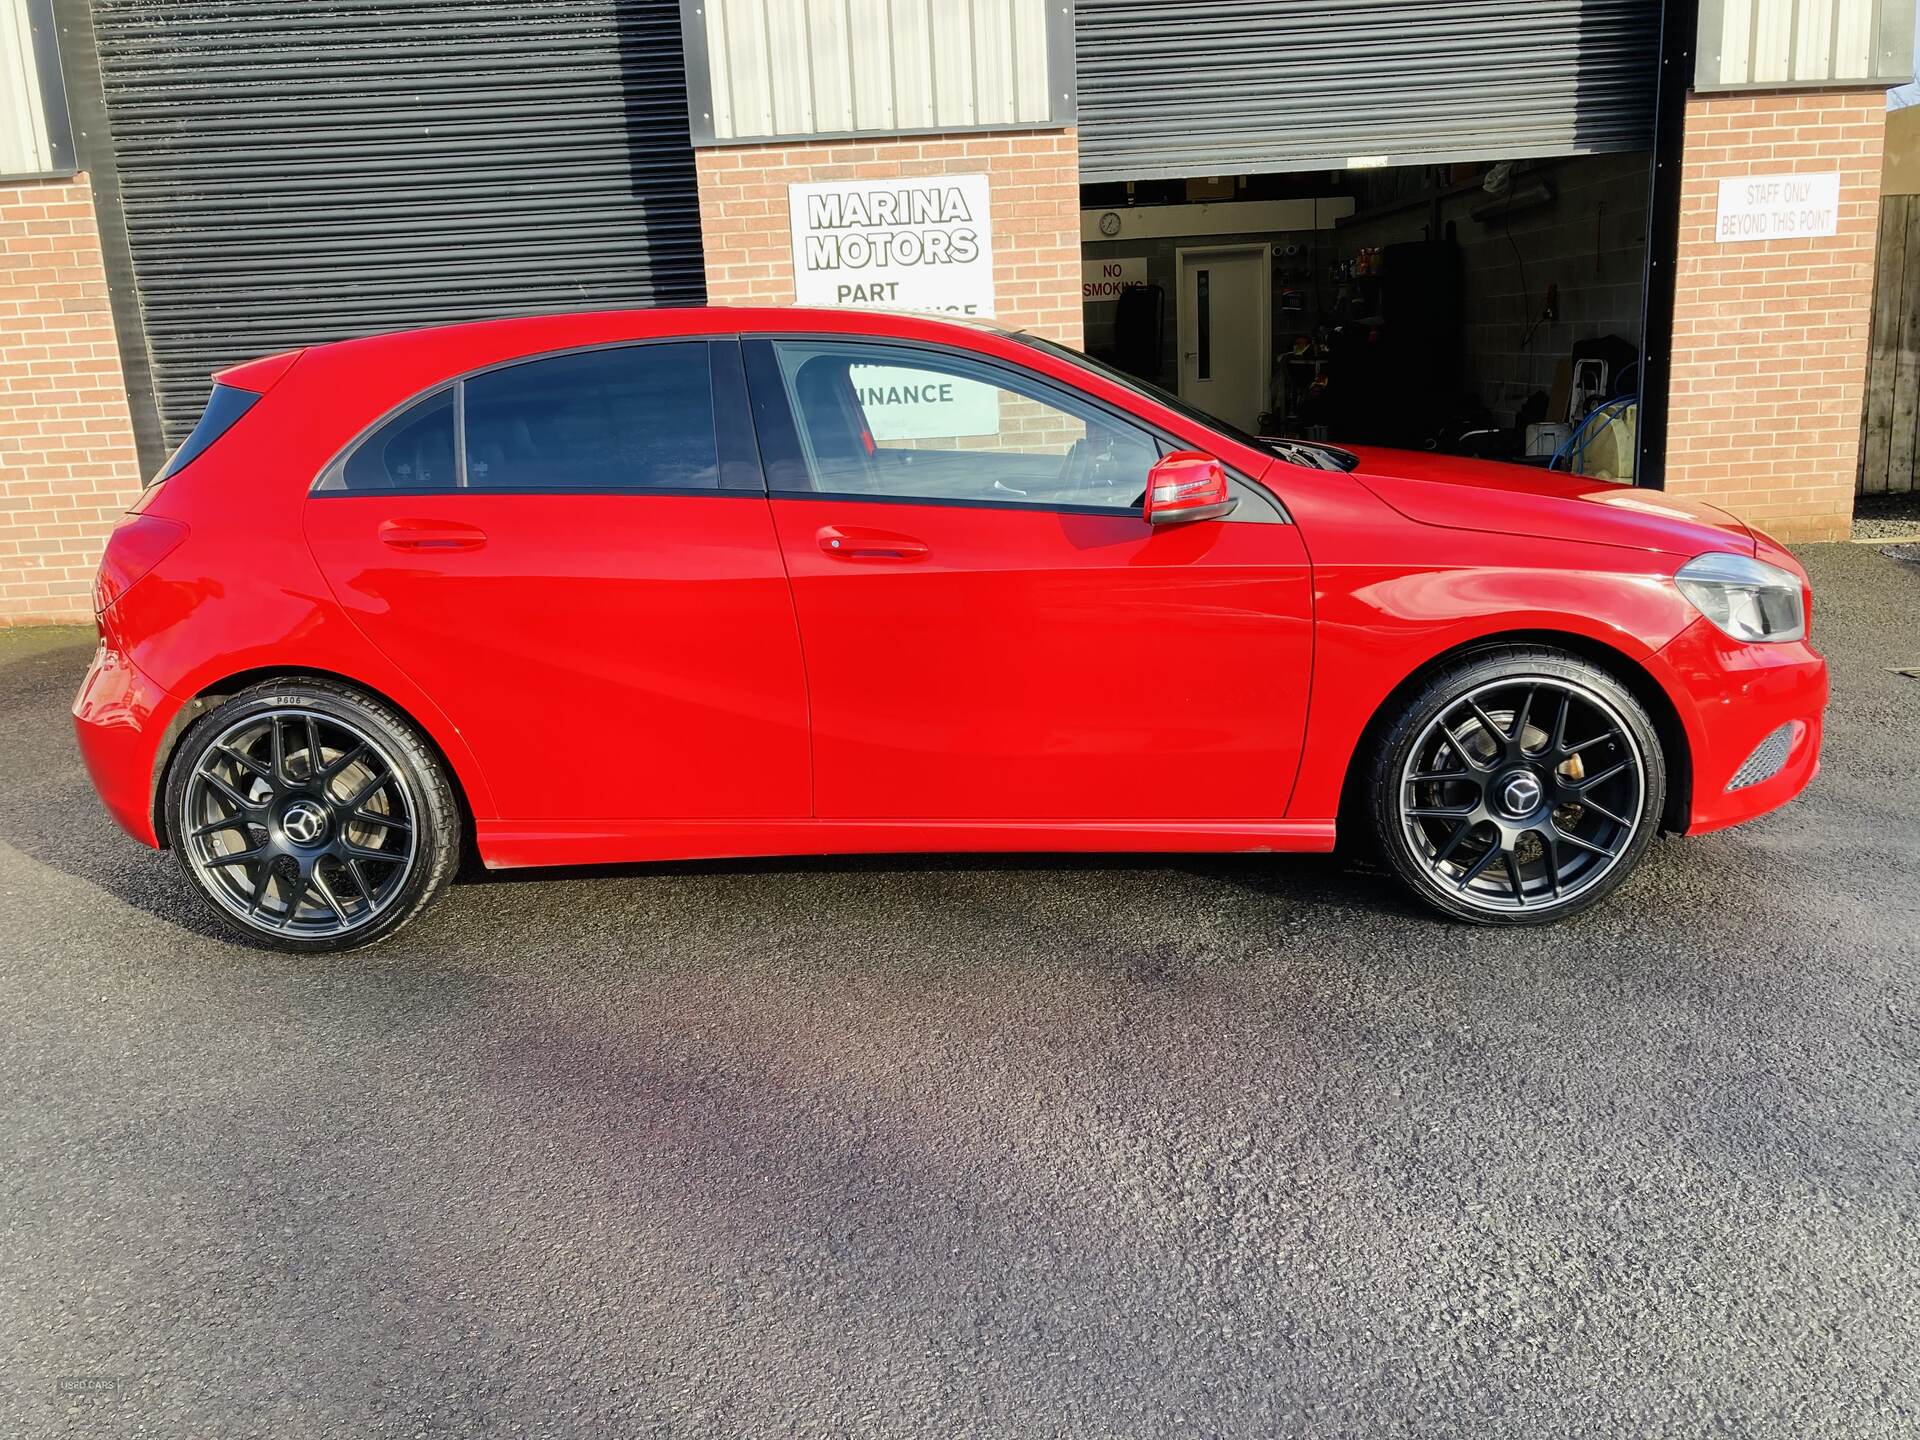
[1726,722,1796,791]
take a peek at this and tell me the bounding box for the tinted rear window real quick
[463,343,717,491]
[333,388,458,492]
[155,384,259,483]
[316,342,720,494]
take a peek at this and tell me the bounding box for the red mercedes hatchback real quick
[75,307,1825,950]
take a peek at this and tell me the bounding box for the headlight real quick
[1675,552,1806,643]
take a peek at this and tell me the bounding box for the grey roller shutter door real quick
[90,0,705,446]
[1076,0,1662,183]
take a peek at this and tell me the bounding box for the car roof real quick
[236,305,1052,414]
[347,304,1017,357]
[231,305,1028,393]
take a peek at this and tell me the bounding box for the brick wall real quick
[1666,90,1884,542]
[1,175,144,625]
[695,127,1082,349]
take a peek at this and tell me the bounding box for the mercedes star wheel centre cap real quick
[282,799,328,846]
[1499,772,1543,816]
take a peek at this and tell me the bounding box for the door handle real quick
[815,524,929,561]
[378,519,487,551]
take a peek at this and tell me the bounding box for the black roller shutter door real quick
[1077,0,1662,183]
[90,0,705,446]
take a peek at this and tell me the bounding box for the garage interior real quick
[1072,0,1663,480]
[1080,151,1651,478]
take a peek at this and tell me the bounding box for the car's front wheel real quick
[1366,646,1666,925]
[163,679,459,951]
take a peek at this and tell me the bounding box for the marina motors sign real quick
[789,173,996,314]
[789,173,999,437]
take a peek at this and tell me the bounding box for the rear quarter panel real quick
[115,356,501,824]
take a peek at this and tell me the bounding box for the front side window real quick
[769,341,1159,512]
[317,341,719,494]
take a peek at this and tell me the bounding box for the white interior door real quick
[1176,244,1271,433]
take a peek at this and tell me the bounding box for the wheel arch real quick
[1336,628,1694,835]
[150,665,481,854]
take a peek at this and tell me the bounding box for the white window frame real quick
[2,0,75,181]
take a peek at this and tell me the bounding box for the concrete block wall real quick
[1337,152,1651,423]
[0,175,144,626]
[1665,90,1884,541]
[1456,154,1650,419]
[695,128,1082,349]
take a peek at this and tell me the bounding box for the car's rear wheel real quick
[1366,647,1665,925]
[164,680,459,952]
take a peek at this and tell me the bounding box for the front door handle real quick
[815,524,929,561]
[378,519,487,551]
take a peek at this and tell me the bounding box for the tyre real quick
[1365,646,1665,925]
[163,679,460,952]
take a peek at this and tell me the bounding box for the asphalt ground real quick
[2,543,1917,1438]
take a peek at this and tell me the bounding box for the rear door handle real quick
[815,524,929,561]
[378,519,487,551]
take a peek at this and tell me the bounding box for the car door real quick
[302,339,810,825]
[742,336,1313,824]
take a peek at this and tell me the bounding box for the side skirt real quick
[476,819,1339,870]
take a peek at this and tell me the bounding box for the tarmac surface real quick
[1,542,1916,1437]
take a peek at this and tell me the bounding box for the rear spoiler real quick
[214,348,305,394]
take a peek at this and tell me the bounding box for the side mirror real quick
[1144,451,1237,525]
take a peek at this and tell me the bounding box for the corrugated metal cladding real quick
[89,0,706,446]
[694,0,1056,142]
[1076,0,1663,184]
[1697,0,1914,90]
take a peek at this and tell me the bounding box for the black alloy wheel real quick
[1367,647,1665,924]
[165,680,459,951]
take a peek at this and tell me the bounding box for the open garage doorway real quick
[1081,152,1652,477]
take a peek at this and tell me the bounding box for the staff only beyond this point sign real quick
[788,173,996,317]
[1715,172,1841,243]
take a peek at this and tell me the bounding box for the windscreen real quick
[1005,332,1357,471]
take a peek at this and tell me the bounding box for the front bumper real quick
[1656,616,1827,834]
[72,642,178,848]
